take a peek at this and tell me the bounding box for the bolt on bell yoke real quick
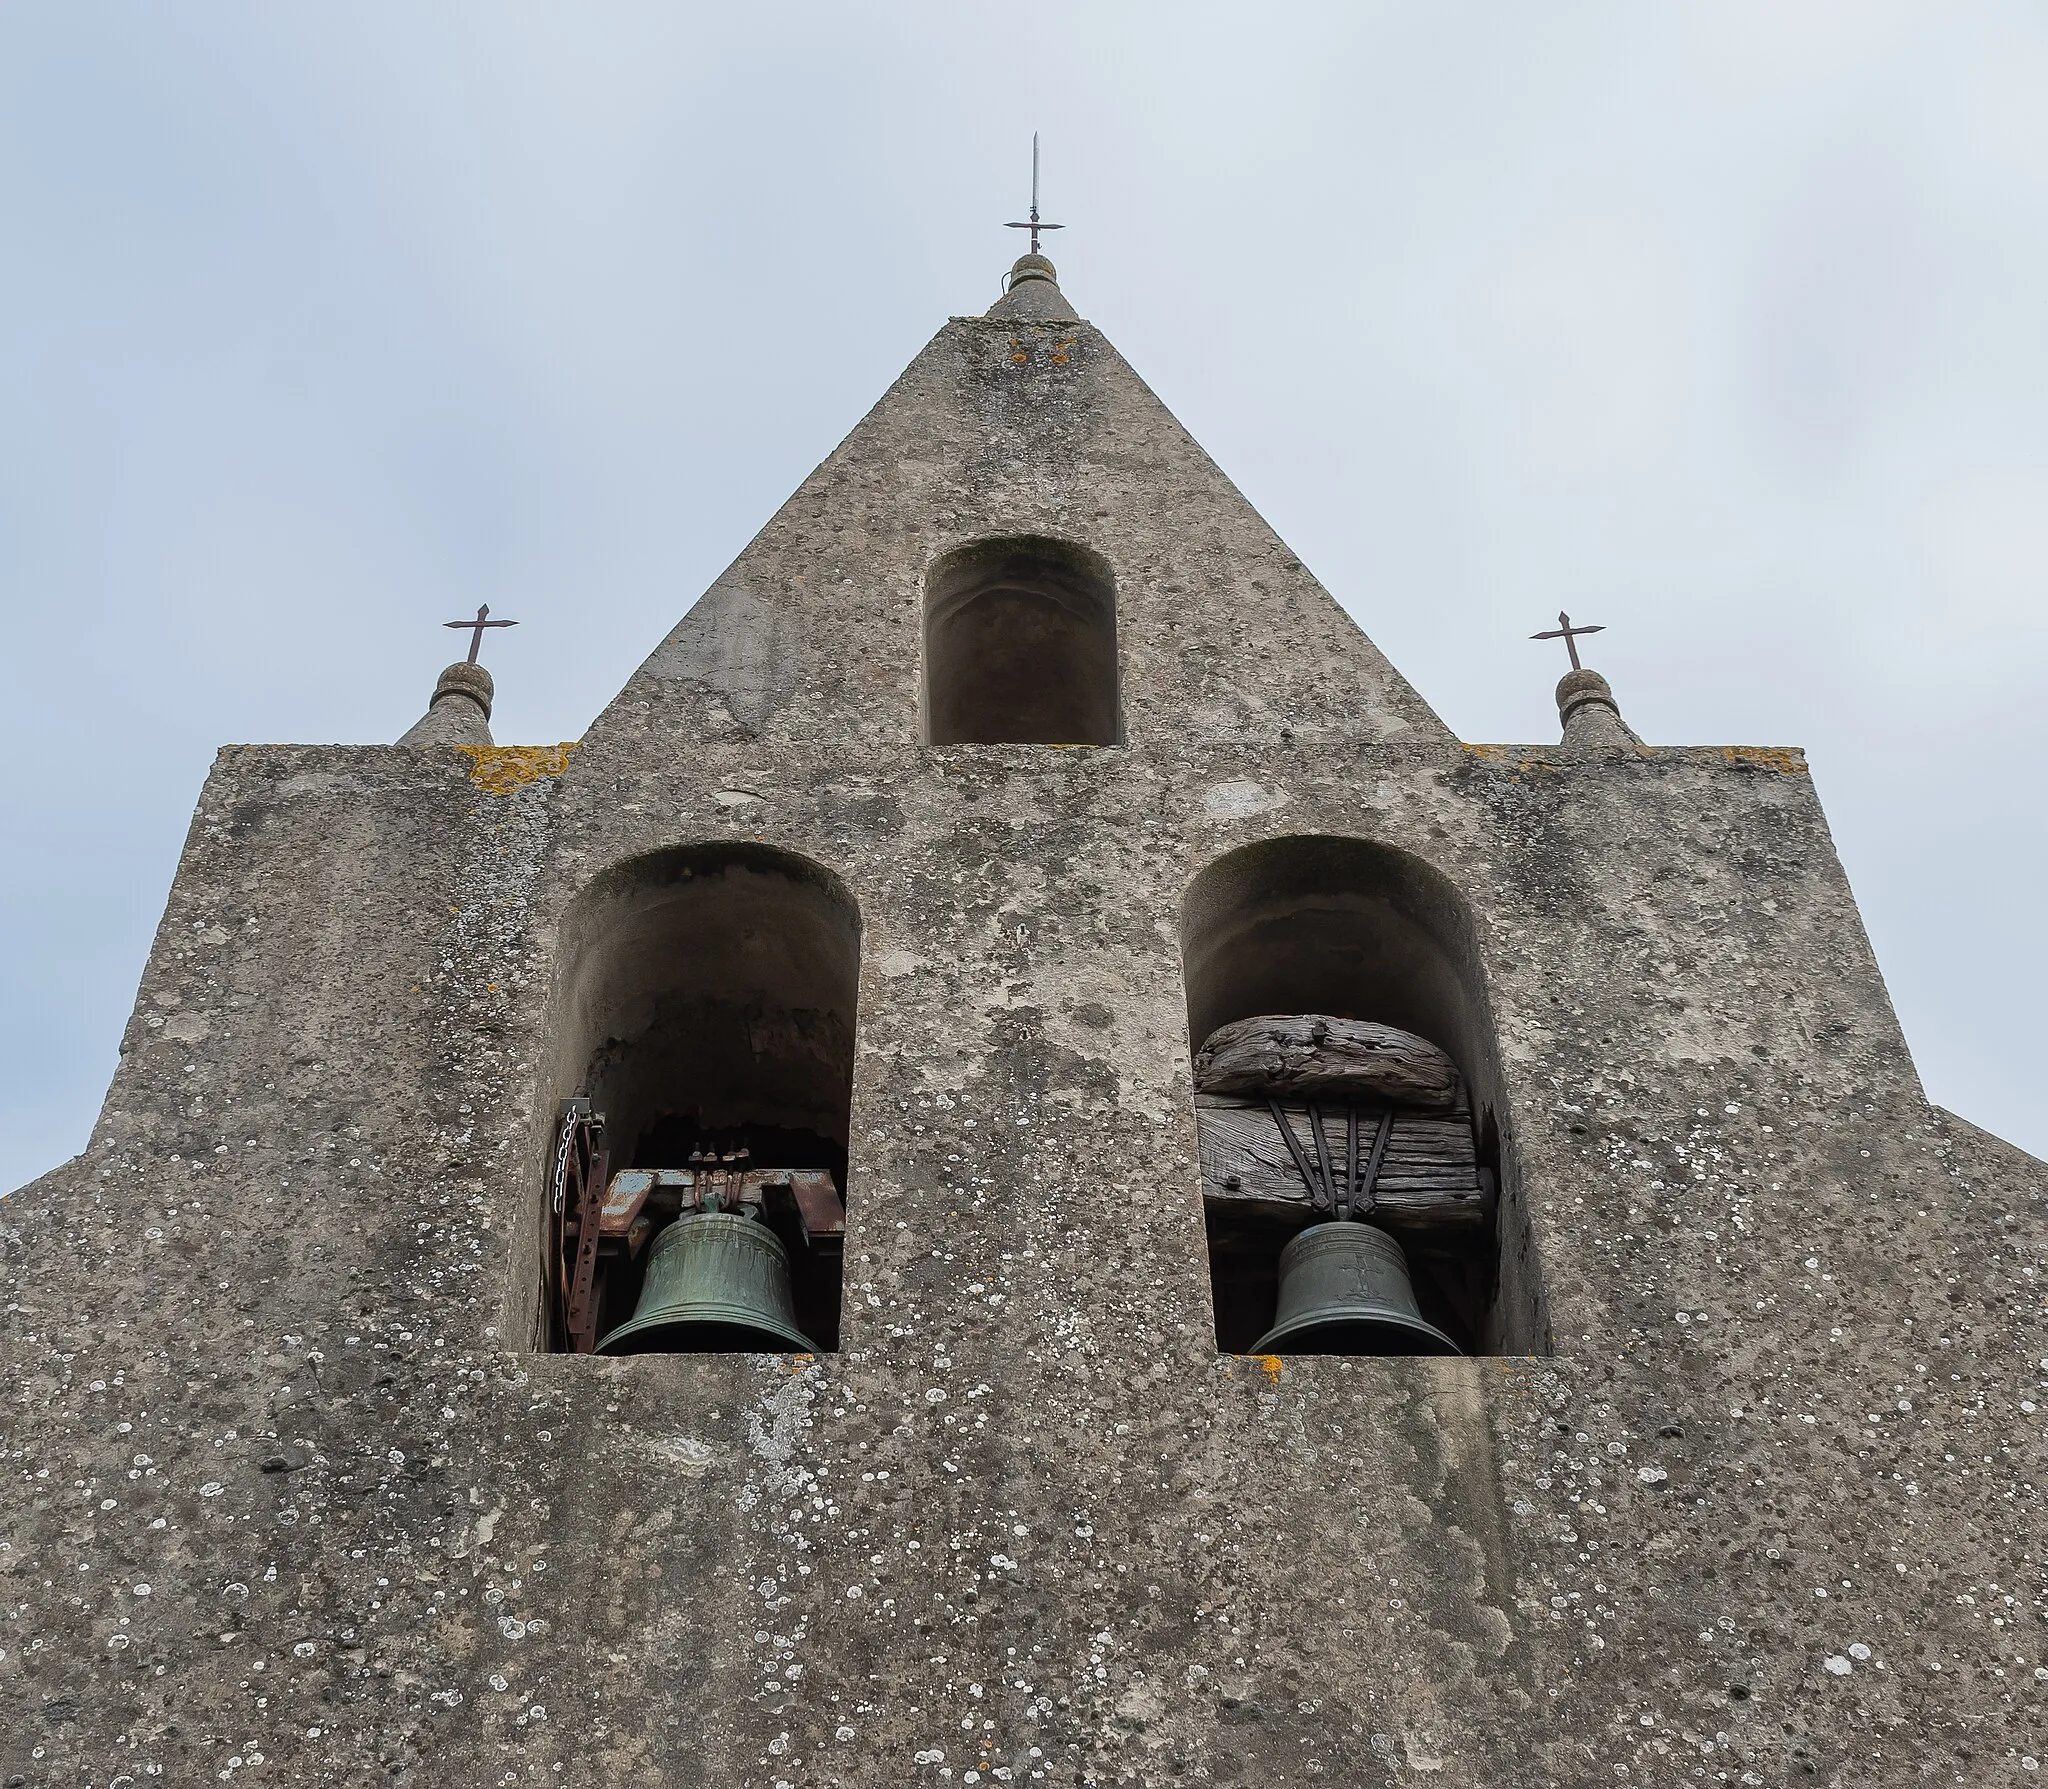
[595,1207,818,1356]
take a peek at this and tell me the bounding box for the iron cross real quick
[1005,132,1065,256]
[1530,610,1605,672]
[444,604,517,665]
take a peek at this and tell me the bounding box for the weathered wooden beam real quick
[1196,1095,1486,1232]
[1193,1014,1459,1109]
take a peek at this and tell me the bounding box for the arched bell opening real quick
[1180,835,1542,1357]
[922,535,1121,745]
[532,843,860,1355]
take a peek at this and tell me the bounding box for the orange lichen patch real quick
[456,743,577,794]
[788,1353,816,1372]
[1461,751,1561,783]
[1462,744,1566,774]
[1720,746,1808,776]
[1254,1353,1284,1383]
[1049,339,1073,366]
[1010,340,1029,365]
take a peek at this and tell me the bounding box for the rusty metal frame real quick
[548,1099,610,1354]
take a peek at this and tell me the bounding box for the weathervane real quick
[444,603,517,666]
[1005,132,1064,257]
[1530,610,1605,672]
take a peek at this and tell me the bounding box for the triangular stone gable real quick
[583,289,1451,754]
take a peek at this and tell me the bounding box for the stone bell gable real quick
[580,268,1448,760]
[3,252,2045,1789]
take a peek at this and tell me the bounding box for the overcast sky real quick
[4,2,2044,1190]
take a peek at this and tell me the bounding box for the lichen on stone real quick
[455,743,578,794]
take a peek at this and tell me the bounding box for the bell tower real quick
[4,240,2042,1789]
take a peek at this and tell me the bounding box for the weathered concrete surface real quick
[5,274,2046,1787]
[585,307,1446,753]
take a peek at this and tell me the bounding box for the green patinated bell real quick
[1251,1221,1461,1357]
[596,1210,818,1355]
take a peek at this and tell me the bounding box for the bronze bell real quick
[596,1210,818,1355]
[1251,1221,1461,1356]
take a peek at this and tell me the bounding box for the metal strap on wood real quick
[1267,1099,1332,1215]
[1268,1098,1396,1223]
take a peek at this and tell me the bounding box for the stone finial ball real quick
[433,660,495,719]
[1555,667,1616,716]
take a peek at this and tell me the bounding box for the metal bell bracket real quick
[551,1099,611,1354]
[1265,1099,1394,1223]
[595,1166,845,1246]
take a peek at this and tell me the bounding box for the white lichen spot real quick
[1203,781,1287,820]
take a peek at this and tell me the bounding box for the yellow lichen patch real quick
[1721,746,1808,776]
[456,743,578,794]
[1254,1353,1283,1383]
[1463,750,1561,783]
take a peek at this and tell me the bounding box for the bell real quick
[596,1210,819,1355]
[1251,1221,1461,1357]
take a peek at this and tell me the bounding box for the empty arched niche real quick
[533,843,860,1355]
[1181,835,1542,1357]
[922,536,1121,745]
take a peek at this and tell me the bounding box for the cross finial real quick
[1004,132,1065,257]
[444,603,517,666]
[1530,610,1606,672]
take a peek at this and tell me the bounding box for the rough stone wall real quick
[6,724,2044,1788]
[583,316,1447,755]
[7,283,2046,1785]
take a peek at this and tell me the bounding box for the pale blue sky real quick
[4,1,2045,1188]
